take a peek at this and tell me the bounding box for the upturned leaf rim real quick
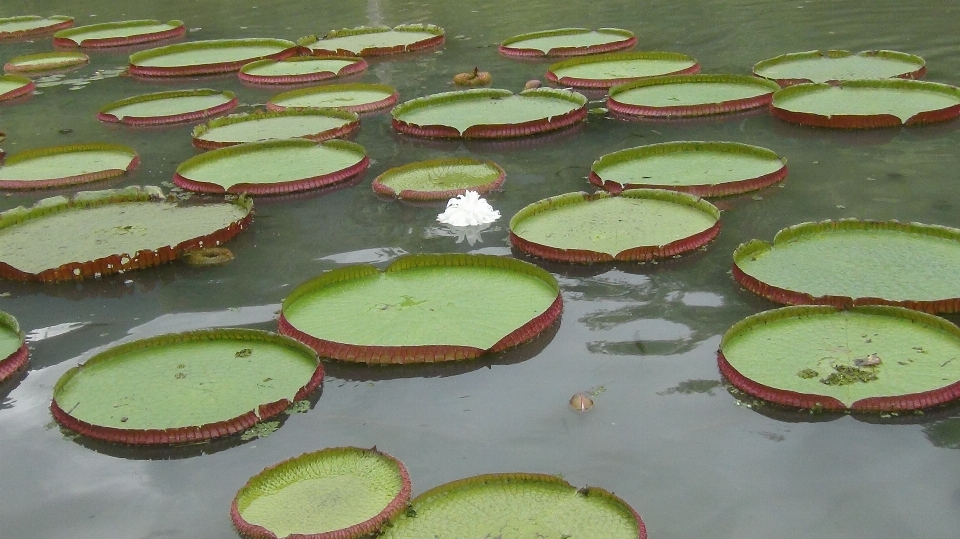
[97,88,238,126]
[191,108,360,150]
[53,19,185,48]
[499,27,637,58]
[546,51,700,88]
[372,157,506,200]
[266,82,399,113]
[128,38,299,77]
[0,143,140,190]
[0,310,28,383]
[608,74,781,117]
[298,23,444,57]
[752,49,927,87]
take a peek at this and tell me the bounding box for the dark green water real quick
[2,0,960,538]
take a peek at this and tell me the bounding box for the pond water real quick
[2,0,960,537]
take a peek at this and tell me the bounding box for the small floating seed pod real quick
[453,67,491,86]
[570,392,594,411]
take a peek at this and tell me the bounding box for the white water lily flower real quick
[436,190,500,227]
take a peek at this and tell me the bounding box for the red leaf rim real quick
[372,158,506,200]
[175,139,369,196]
[231,447,412,539]
[97,90,238,126]
[266,83,399,113]
[278,254,563,364]
[499,28,637,58]
[238,56,368,85]
[301,24,445,57]
[545,52,700,89]
[509,190,721,263]
[0,187,254,282]
[732,219,960,314]
[128,39,299,77]
[0,344,28,383]
[50,329,324,445]
[191,110,361,150]
[607,74,780,118]
[0,143,139,190]
[0,16,73,40]
[3,52,89,73]
[752,49,928,87]
[52,20,186,49]
[0,75,35,102]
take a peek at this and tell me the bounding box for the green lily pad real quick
[232,447,411,539]
[589,141,787,196]
[0,143,139,190]
[128,38,298,77]
[191,109,360,150]
[733,219,960,313]
[267,83,399,113]
[98,89,237,126]
[0,74,34,102]
[608,74,781,117]
[546,51,700,89]
[372,158,505,200]
[4,51,89,73]
[299,23,444,56]
[53,19,184,48]
[753,50,926,86]
[174,138,368,195]
[391,88,587,139]
[499,27,637,58]
[0,15,73,39]
[719,305,960,411]
[0,310,28,383]
[279,254,562,364]
[379,473,645,539]
[0,186,253,281]
[510,189,720,263]
[51,328,324,444]
[239,56,367,85]
[771,79,960,128]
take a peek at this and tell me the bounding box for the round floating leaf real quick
[98,89,237,126]
[379,473,646,539]
[267,83,398,113]
[718,305,960,411]
[232,447,411,539]
[499,27,637,58]
[279,254,562,364]
[608,74,780,118]
[771,79,960,128]
[753,49,926,86]
[51,328,324,444]
[0,311,28,383]
[239,56,367,85]
[4,51,89,73]
[0,15,73,40]
[0,74,35,102]
[372,157,505,200]
[589,141,787,196]
[299,23,444,56]
[191,109,360,150]
[510,189,720,263]
[546,51,700,89]
[733,219,960,313]
[128,38,298,77]
[175,138,368,195]
[0,186,253,281]
[53,19,185,48]
[391,88,587,139]
[0,143,139,190]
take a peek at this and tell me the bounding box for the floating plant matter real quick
[182,246,234,266]
[279,254,561,364]
[4,51,89,74]
[98,89,237,126]
[437,191,501,226]
[0,143,139,190]
[607,74,780,118]
[53,19,185,48]
[231,446,411,539]
[0,186,252,281]
[267,83,398,113]
[510,189,721,263]
[753,49,926,86]
[546,51,700,89]
[299,23,444,56]
[379,473,646,539]
[51,328,324,444]
[239,56,368,85]
[373,158,505,200]
[499,27,636,58]
[0,311,28,383]
[718,305,960,411]
[191,109,360,150]
[453,67,492,86]
[127,38,298,77]
[0,74,34,102]
[0,15,73,40]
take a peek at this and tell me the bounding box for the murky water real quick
[2,0,960,537]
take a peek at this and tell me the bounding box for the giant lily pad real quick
[191,109,360,150]
[239,56,367,85]
[608,74,781,118]
[0,186,253,281]
[733,219,960,313]
[510,189,720,263]
[4,51,89,74]
[51,328,323,444]
[718,305,960,411]
[98,89,237,126]
[0,15,73,40]
[372,158,505,200]
[0,311,28,383]
[128,38,298,77]
[589,141,787,196]
[379,473,646,539]
[267,83,398,113]
[174,138,368,195]
[499,28,637,58]
[753,50,926,86]
[0,74,34,102]
[232,447,411,539]
[771,79,960,128]
[53,19,185,48]
[546,51,700,89]
[279,254,562,364]
[0,143,139,190]
[299,24,444,56]
[392,88,587,139]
